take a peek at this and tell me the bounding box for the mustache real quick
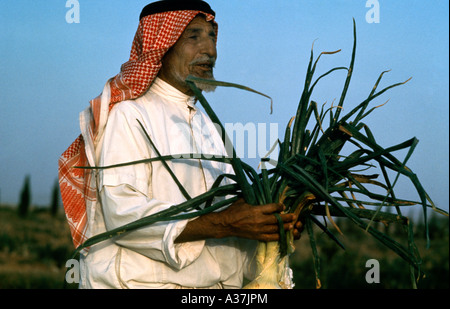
[189,55,216,67]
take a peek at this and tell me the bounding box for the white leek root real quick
[243,235,295,289]
[243,192,315,289]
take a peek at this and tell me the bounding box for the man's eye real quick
[189,35,198,40]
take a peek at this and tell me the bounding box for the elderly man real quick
[59,0,300,289]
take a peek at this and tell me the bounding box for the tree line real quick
[17,175,60,218]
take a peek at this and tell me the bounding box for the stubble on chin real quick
[177,71,217,93]
[194,76,217,93]
[187,56,217,93]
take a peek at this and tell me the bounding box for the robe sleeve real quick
[97,102,205,270]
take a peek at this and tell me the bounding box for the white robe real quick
[79,77,257,289]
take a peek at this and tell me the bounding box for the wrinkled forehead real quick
[139,1,218,39]
[130,2,218,61]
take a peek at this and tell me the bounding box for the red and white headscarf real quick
[58,5,216,249]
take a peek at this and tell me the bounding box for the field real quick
[0,205,448,289]
[291,212,449,289]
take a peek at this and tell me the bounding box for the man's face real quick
[158,15,217,95]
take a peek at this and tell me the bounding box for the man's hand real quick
[216,199,302,242]
[175,198,304,243]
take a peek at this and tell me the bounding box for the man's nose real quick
[199,36,217,59]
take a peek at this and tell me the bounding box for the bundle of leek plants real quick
[68,20,447,289]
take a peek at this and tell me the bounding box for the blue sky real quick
[0,1,448,215]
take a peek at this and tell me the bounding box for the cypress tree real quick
[18,175,31,218]
[50,179,60,217]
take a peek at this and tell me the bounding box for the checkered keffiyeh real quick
[58,10,216,249]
